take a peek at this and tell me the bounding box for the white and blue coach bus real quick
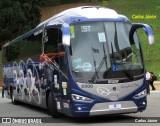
[2,6,154,117]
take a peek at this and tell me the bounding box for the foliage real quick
[108,0,160,79]
[40,0,97,6]
[0,0,41,48]
[1,0,160,84]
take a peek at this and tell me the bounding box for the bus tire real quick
[48,92,61,118]
[11,89,19,105]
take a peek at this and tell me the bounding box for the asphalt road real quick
[0,91,160,126]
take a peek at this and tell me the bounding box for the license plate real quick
[109,104,122,110]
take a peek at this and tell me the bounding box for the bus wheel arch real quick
[46,89,50,109]
[47,91,61,118]
[11,87,19,105]
[10,86,13,98]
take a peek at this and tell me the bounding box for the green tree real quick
[40,0,96,6]
[0,0,41,48]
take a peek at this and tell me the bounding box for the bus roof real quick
[38,6,129,27]
[3,6,129,48]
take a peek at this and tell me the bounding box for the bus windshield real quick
[70,22,144,84]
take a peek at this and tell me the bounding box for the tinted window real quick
[5,42,20,62]
[21,33,42,58]
[44,28,62,53]
[4,32,42,63]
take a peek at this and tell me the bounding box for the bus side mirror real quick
[129,23,154,45]
[62,23,70,46]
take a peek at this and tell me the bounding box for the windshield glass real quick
[70,22,144,83]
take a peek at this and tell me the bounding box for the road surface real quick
[0,91,160,126]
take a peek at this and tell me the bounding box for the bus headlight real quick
[72,94,93,102]
[133,89,147,99]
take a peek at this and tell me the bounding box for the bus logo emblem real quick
[97,87,110,96]
[113,87,116,91]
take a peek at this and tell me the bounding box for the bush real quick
[0,0,41,48]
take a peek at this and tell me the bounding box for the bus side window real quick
[2,47,7,63]
[44,28,62,54]
[6,43,20,62]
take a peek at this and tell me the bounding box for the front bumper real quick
[71,99,146,117]
[89,101,137,116]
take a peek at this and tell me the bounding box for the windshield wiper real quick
[110,42,135,81]
[72,70,79,75]
[89,55,107,83]
[89,44,108,83]
[89,47,99,83]
[115,60,135,81]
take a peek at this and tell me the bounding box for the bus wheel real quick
[48,92,61,118]
[11,90,19,105]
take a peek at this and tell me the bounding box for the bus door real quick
[57,44,70,114]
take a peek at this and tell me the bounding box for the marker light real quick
[77,107,82,110]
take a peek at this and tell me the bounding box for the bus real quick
[2,6,154,117]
